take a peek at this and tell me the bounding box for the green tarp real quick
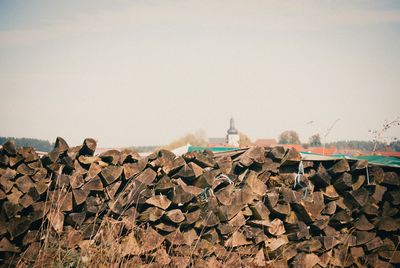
[188,146,400,168]
[349,155,400,168]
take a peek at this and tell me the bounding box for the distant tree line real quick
[277,130,400,152]
[128,146,159,153]
[325,140,400,152]
[0,137,54,152]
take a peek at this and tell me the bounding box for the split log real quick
[3,140,17,156]
[100,165,123,185]
[165,209,185,223]
[145,194,171,210]
[79,138,97,156]
[310,163,331,187]
[329,159,350,174]
[333,172,352,192]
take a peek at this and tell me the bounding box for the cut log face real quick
[3,140,17,156]
[162,157,185,175]
[86,162,101,179]
[0,237,20,252]
[352,175,366,191]
[175,164,195,178]
[184,150,216,168]
[194,170,216,189]
[80,138,97,156]
[354,215,375,231]
[60,191,73,212]
[17,163,35,176]
[266,218,285,236]
[333,172,352,192]
[225,231,252,248]
[106,181,121,199]
[214,184,234,206]
[292,253,320,268]
[145,195,171,210]
[378,217,400,232]
[155,222,176,233]
[281,147,301,166]
[294,192,325,223]
[100,165,123,185]
[54,137,69,153]
[70,173,84,189]
[228,211,246,228]
[351,160,368,171]
[165,230,189,246]
[264,236,289,252]
[139,228,164,253]
[66,212,86,226]
[269,146,286,161]
[250,201,270,220]
[7,217,32,240]
[123,159,147,180]
[139,207,164,222]
[245,171,267,197]
[72,189,89,205]
[216,156,233,174]
[329,159,350,174]
[0,153,9,166]
[170,185,194,205]
[383,172,399,186]
[120,234,140,256]
[188,162,203,178]
[0,176,14,193]
[19,194,34,208]
[310,163,332,187]
[155,176,174,192]
[348,187,369,207]
[321,185,339,200]
[99,149,121,165]
[372,184,387,202]
[135,168,157,185]
[15,175,34,193]
[82,176,103,192]
[78,155,101,165]
[322,201,336,215]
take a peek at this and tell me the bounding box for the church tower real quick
[226,117,240,147]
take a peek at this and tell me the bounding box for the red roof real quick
[306,147,337,155]
[279,144,305,151]
[374,151,400,158]
[254,139,277,147]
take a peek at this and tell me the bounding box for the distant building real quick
[226,117,240,147]
[208,118,240,147]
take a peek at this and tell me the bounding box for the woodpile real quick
[0,138,399,267]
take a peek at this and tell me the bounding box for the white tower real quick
[226,117,240,147]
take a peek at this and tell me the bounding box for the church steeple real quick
[227,117,238,135]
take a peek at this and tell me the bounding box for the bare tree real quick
[278,130,300,144]
[309,134,322,147]
[163,131,208,150]
[239,132,252,147]
[369,117,400,153]
[322,118,340,155]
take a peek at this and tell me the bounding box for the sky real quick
[0,0,399,148]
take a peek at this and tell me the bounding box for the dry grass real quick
[12,182,265,268]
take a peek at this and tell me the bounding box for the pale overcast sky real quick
[0,0,399,147]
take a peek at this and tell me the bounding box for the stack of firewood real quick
[0,138,399,267]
